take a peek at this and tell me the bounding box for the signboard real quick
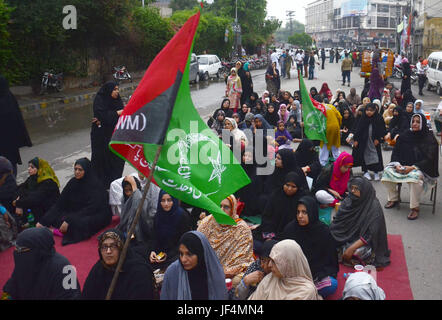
[341,0,368,17]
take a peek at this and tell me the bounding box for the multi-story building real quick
[412,0,442,59]
[150,0,173,18]
[306,0,408,50]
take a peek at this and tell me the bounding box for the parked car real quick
[197,54,223,80]
[427,51,442,95]
[189,53,201,84]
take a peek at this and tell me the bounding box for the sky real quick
[266,0,311,25]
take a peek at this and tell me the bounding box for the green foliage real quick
[275,21,305,43]
[288,32,312,48]
[131,6,174,66]
[208,0,281,53]
[0,0,13,81]
[169,9,233,59]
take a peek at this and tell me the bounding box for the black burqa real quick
[3,228,81,299]
[82,228,155,300]
[281,196,339,281]
[264,148,308,196]
[235,152,265,217]
[207,99,233,128]
[391,113,439,178]
[39,158,112,246]
[91,81,125,189]
[400,61,412,94]
[240,71,254,106]
[260,172,310,239]
[294,139,322,181]
[330,177,391,268]
[352,103,386,172]
[0,75,32,173]
[0,156,17,214]
[387,106,409,137]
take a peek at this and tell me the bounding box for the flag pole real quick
[105,144,163,300]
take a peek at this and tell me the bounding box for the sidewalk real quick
[15,78,142,120]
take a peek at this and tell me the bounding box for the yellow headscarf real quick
[35,158,60,188]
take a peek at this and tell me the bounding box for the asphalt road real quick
[16,60,442,300]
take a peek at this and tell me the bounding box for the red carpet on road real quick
[0,221,413,300]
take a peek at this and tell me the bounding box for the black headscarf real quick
[0,75,32,166]
[294,139,321,180]
[82,228,155,300]
[262,171,310,237]
[401,89,416,109]
[266,149,308,194]
[179,232,208,300]
[281,196,339,280]
[330,177,391,267]
[3,227,80,299]
[264,103,280,127]
[39,158,111,246]
[391,113,439,177]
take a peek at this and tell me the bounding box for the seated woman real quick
[117,175,160,255]
[312,151,354,207]
[160,231,227,300]
[149,191,191,270]
[274,120,294,150]
[3,228,81,299]
[248,239,322,300]
[384,105,409,146]
[330,176,391,268]
[224,117,248,152]
[294,139,322,182]
[342,271,385,300]
[382,113,439,220]
[210,110,226,136]
[12,157,60,227]
[0,156,17,217]
[36,158,112,246]
[257,172,310,243]
[281,196,339,298]
[82,228,155,300]
[233,239,277,300]
[109,172,146,216]
[340,107,355,146]
[197,195,254,287]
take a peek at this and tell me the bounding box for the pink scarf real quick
[330,152,354,195]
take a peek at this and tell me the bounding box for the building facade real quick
[306,0,408,50]
[412,0,442,59]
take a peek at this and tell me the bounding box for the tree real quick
[274,21,305,43]
[288,32,312,48]
[0,0,13,81]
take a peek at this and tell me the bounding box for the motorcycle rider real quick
[416,56,428,96]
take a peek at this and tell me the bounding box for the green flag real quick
[110,11,250,225]
[299,74,328,143]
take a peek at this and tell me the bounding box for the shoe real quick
[384,201,398,209]
[407,208,419,220]
[53,228,64,237]
[374,173,380,181]
[348,83,350,87]
[342,83,345,86]
[363,172,372,180]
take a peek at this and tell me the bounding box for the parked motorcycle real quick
[112,66,132,82]
[40,70,63,95]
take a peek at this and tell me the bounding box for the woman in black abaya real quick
[0,75,32,176]
[3,228,81,299]
[37,158,112,246]
[91,81,125,189]
[82,228,155,300]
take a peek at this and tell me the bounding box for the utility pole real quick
[286,10,295,34]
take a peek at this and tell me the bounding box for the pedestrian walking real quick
[341,52,353,87]
[308,51,315,80]
[303,51,309,78]
[321,48,326,70]
[296,50,304,77]
[329,48,335,63]
[416,56,428,96]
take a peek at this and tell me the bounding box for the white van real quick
[197,54,222,80]
[427,51,442,95]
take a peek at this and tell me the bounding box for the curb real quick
[19,83,139,120]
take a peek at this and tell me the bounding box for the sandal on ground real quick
[384,201,398,209]
[407,208,419,220]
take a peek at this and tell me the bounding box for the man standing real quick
[303,50,310,78]
[280,50,287,78]
[296,50,304,77]
[341,52,353,87]
[329,48,335,63]
[416,56,428,96]
[335,49,340,63]
[285,51,294,79]
[321,48,326,70]
[308,51,316,80]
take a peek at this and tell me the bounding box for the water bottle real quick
[27,209,35,228]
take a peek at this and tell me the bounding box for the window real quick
[377,4,389,13]
[428,58,433,68]
[430,59,438,69]
[197,57,208,65]
[377,17,389,28]
[209,56,216,64]
[438,60,442,71]
[390,18,396,28]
